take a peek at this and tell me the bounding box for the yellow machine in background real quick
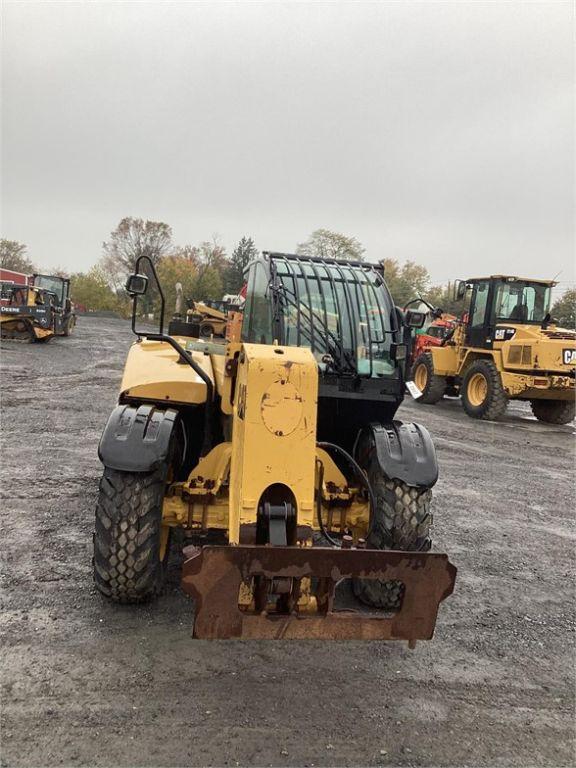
[94,253,456,644]
[187,301,227,337]
[1,283,56,342]
[0,275,75,343]
[167,283,242,339]
[412,276,575,423]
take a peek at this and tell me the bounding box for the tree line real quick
[1,224,575,328]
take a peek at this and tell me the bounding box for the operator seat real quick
[509,303,528,321]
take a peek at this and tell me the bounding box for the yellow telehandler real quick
[94,253,456,644]
[412,276,575,423]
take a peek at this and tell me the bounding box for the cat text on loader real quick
[94,253,456,644]
[412,276,575,423]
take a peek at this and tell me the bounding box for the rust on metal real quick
[181,545,456,642]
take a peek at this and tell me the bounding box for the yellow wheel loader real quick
[94,253,456,644]
[411,276,575,423]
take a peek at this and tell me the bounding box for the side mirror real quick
[126,273,148,296]
[405,309,427,329]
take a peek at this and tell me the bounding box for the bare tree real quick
[193,237,229,300]
[380,258,431,307]
[173,244,201,268]
[296,229,365,261]
[0,239,35,273]
[101,217,174,289]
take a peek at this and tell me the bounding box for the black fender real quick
[98,404,179,473]
[356,421,438,488]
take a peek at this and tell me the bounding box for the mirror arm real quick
[129,254,213,455]
[133,254,165,335]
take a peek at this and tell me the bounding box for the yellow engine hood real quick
[121,338,214,405]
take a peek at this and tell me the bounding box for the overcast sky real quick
[1,1,574,294]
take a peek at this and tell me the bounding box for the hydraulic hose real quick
[315,459,341,547]
[316,441,377,547]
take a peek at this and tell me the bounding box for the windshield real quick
[34,276,66,305]
[1,283,30,306]
[494,281,551,324]
[271,256,397,377]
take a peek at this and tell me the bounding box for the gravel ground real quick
[1,316,574,768]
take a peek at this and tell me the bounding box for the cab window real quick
[241,264,272,344]
[470,282,490,327]
[494,282,551,323]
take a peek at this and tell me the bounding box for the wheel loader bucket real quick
[181,545,456,644]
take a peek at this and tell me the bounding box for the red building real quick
[0,268,31,306]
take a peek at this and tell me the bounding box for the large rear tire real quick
[461,359,508,420]
[412,352,446,404]
[94,467,172,603]
[352,462,432,610]
[530,399,575,425]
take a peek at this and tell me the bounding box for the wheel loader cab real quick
[463,276,554,348]
[95,252,456,644]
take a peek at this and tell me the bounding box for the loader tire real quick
[461,359,508,420]
[412,353,446,404]
[530,399,575,425]
[94,467,171,603]
[62,315,75,336]
[352,470,432,611]
[200,323,213,337]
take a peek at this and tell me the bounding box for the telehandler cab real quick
[94,253,456,643]
[412,276,575,423]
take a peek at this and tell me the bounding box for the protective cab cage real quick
[33,274,72,309]
[243,252,409,380]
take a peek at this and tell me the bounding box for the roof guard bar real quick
[280,256,303,347]
[318,259,350,372]
[293,256,317,354]
[350,266,375,378]
[306,258,331,358]
[271,259,350,371]
[329,260,360,375]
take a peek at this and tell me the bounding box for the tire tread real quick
[530,399,575,424]
[412,352,446,404]
[353,469,432,610]
[93,467,168,603]
[462,358,508,420]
